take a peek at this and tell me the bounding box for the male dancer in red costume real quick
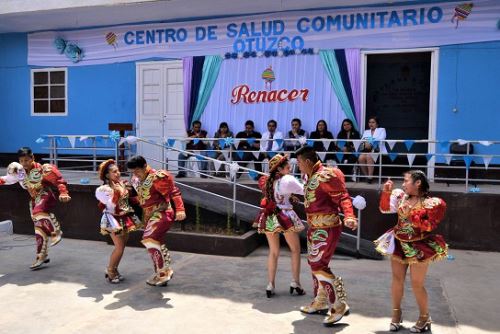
[295,146,357,326]
[126,155,186,286]
[0,147,70,269]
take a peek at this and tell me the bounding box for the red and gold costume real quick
[300,161,357,324]
[376,189,448,264]
[0,161,68,268]
[95,180,142,235]
[130,166,185,285]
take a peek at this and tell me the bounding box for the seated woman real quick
[309,120,337,163]
[212,122,234,177]
[336,118,360,178]
[358,116,386,183]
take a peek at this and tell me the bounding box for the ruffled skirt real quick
[100,213,143,235]
[374,229,448,265]
[255,209,304,234]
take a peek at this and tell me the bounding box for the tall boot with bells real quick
[323,276,350,327]
[30,229,50,270]
[49,213,63,247]
[300,289,329,315]
[155,245,173,286]
[300,274,329,314]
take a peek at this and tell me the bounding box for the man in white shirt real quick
[259,119,284,173]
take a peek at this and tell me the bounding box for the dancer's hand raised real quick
[175,211,186,221]
[383,178,393,193]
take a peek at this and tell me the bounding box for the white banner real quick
[28,0,500,66]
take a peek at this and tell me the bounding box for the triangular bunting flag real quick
[353,152,360,159]
[79,136,89,142]
[232,139,240,148]
[306,139,314,147]
[222,151,230,161]
[335,152,344,162]
[67,136,77,148]
[167,138,176,147]
[196,154,205,161]
[275,139,284,148]
[213,159,222,172]
[457,139,468,146]
[352,140,363,152]
[386,140,397,151]
[479,141,493,147]
[248,170,259,180]
[404,140,415,151]
[407,153,416,166]
[252,151,260,159]
[370,153,379,163]
[444,154,453,165]
[337,140,346,149]
[322,140,330,150]
[35,137,45,144]
[439,141,449,152]
[268,152,277,158]
[388,152,398,162]
[247,138,256,145]
[463,156,473,169]
[425,154,434,162]
[317,152,327,161]
[193,138,200,145]
[235,150,244,160]
[483,155,493,169]
[218,139,226,149]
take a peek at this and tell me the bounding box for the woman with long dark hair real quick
[95,159,142,283]
[254,154,306,298]
[309,120,336,162]
[376,170,448,333]
[336,118,361,177]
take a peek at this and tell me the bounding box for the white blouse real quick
[361,128,387,153]
[273,174,304,210]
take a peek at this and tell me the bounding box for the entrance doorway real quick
[136,60,185,170]
[362,49,438,177]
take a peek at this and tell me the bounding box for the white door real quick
[136,61,185,170]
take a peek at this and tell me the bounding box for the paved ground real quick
[0,233,499,334]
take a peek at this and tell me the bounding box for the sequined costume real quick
[130,166,185,285]
[300,161,357,324]
[95,181,142,235]
[375,189,448,264]
[255,174,305,234]
[0,161,69,268]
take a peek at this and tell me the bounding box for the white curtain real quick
[200,55,346,137]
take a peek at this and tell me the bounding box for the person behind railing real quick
[234,120,262,179]
[358,116,387,183]
[309,119,337,163]
[376,170,447,333]
[176,120,208,178]
[285,118,308,155]
[95,159,142,284]
[259,119,284,174]
[254,154,306,299]
[211,122,234,177]
[336,118,361,178]
[0,147,70,270]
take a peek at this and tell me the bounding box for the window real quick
[31,68,67,116]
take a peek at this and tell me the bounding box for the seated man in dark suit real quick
[177,120,208,178]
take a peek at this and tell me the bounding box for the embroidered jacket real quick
[0,162,69,200]
[379,189,447,242]
[303,161,356,228]
[130,166,185,219]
